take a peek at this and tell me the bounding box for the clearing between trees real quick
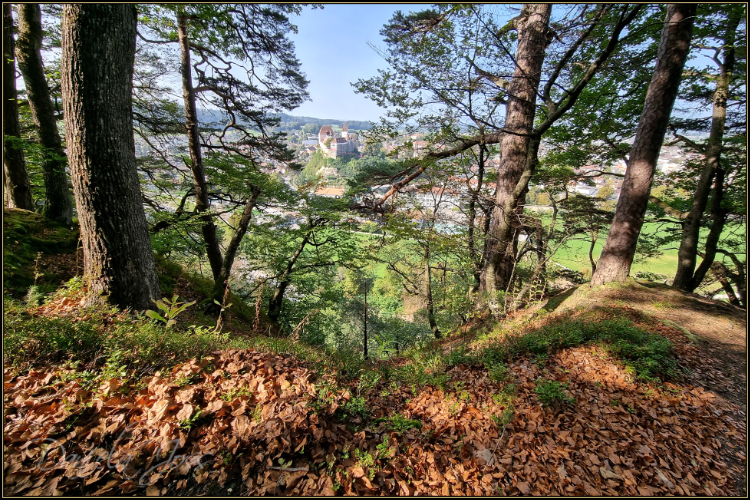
[3,208,746,496]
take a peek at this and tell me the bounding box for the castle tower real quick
[341,123,348,138]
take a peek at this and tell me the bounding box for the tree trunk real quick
[3,4,34,211]
[268,229,313,324]
[61,4,160,310]
[468,145,486,295]
[591,4,696,285]
[672,10,740,291]
[589,229,598,275]
[207,185,261,313]
[177,9,224,281]
[423,244,441,339]
[710,261,741,307]
[479,4,551,298]
[690,166,727,290]
[15,4,74,225]
[363,277,368,360]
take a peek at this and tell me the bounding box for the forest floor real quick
[3,208,747,496]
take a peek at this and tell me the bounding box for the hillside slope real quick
[3,211,746,496]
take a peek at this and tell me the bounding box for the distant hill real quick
[196,109,373,131]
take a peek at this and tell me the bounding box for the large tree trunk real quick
[3,4,34,211]
[479,4,551,301]
[591,4,696,285]
[672,10,740,291]
[207,185,261,313]
[61,4,160,310]
[16,4,74,225]
[177,9,224,281]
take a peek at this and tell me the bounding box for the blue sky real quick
[288,4,418,123]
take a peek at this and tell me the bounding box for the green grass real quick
[476,313,679,382]
[550,221,678,277]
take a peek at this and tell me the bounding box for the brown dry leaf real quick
[517,480,530,494]
[175,403,194,422]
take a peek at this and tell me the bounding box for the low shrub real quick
[535,379,574,407]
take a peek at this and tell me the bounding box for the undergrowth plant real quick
[145,295,196,329]
[535,379,574,407]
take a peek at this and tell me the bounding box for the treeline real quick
[3,4,746,363]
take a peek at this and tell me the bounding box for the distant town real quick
[135,115,701,231]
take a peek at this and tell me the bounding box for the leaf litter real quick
[3,321,746,496]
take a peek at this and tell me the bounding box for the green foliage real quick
[535,379,574,407]
[178,409,205,431]
[488,364,511,384]
[491,407,515,431]
[101,350,128,380]
[2,296,260,372]
[341,396,369,421]
[373,413,422,433]
[145,295,197,328]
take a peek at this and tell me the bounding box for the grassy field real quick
[551,222,679,277]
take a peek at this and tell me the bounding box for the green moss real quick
[3,209,79,296]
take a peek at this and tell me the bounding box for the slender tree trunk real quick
[363,277,368,360]
[479,4,551,298]
[15,4,74,225]
[423,244,441,339]
[672,10,740,291]
[207,185,261,312]
[177,9,224,281]
[268,229,313,324]
[61,4,160,310]
[690,167,728,289]
[716,250,746,307]
[591,4,696,285]
[3,4,34,211]
[710,261,741,307]
[589,229,598,275]
[484,135,542,316]
[468,145,486,295]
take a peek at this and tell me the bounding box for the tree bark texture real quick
[61,4,160,310]
[177,10,224,281]
[16,3,74,225]
[591,4,696,285]
[479,4,551,297]
[672,10,740,291]
[3,4,34,210]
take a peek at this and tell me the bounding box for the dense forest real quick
[3,4,747,497]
